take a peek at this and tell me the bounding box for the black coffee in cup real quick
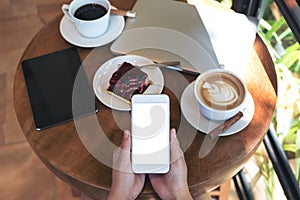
[74,3,107,20]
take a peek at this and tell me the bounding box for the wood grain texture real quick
[13,0,277,199]
[0,74,6,145]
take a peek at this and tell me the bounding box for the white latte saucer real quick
[180,81,255,136]
[59,11,125,48]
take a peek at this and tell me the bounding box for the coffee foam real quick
[196,72,245,110]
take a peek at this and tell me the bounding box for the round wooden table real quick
[13,0,277,199]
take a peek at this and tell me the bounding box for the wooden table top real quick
[13,0,277,199]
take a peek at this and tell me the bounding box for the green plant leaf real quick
[285,42,300,53]
[282,120,300,145]
[277,50,300,69]
[282,143,296,152]
[265,17,286,40]
[254,0,300,189]
[259,18,272,31]
[278,27,292,40]
[296,130,300,184]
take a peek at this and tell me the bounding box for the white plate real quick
[93,55,164,111]
[59,9,125,48]
[180,81,255,136]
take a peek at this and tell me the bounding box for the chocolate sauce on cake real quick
[108,62,150,101]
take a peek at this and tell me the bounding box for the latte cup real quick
[194,69,247,121]
[62,0,111,38]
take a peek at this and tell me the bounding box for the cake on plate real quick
[107,62,151,102]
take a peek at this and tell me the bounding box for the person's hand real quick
[107,130,145,200]
[149,128,192,200]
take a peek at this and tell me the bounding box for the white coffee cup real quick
[194,69,247,120]
[62,0,111,38]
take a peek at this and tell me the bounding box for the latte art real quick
[194,69,246,120]
[196,72,245,110]
[202,80,239,108]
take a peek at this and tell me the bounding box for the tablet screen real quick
[22,47,97,130]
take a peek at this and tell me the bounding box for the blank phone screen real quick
[132,102,169,165]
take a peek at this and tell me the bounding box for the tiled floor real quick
[0,0,286,200]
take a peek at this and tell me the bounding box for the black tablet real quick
[22,47,98,130]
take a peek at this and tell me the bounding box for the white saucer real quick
[59,11,125,48]
[180,81,255,136]
[93,55,164,111]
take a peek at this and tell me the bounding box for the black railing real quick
[273,0,300,43]
[232,0,300,43]
[233,170,255,200]
[231,0,267,19]
[263,126,300,200]
[231,1,300,199]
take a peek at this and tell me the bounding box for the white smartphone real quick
[131,94,170,173]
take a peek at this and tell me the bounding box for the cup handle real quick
[218,64,225,69]
[62,4,74,22]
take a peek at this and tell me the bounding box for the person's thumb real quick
[170,128,184,162]
[113,130,131,173]
[121,130,131,151]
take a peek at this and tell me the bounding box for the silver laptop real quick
[111,0,219,72]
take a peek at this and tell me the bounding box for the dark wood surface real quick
[13,0,277,199]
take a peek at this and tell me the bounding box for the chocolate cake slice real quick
[107,62,150,102]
